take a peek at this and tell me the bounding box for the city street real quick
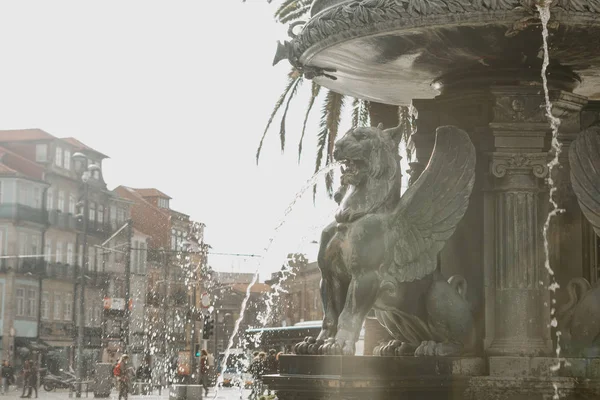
[0,387,253,400]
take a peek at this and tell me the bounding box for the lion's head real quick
[333,123,404,223]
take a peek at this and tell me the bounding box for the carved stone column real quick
[486,152,552,355]
[484,88,554,356]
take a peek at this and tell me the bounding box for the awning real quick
[15,337,52,352]
[43,340,73,347]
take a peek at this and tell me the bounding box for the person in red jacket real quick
[113,355,131,400]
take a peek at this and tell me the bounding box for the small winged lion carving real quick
[301,124,477,357]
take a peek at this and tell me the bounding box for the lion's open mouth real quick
[340,159,367,178]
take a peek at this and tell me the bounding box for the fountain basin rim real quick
[298,4,600,66]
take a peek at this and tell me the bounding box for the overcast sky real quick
[0,0,346,278]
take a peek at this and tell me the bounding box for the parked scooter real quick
[42,369,76,391]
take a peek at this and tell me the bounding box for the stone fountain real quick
[264,1,600,399]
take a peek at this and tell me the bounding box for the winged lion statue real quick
[297,123,477,356]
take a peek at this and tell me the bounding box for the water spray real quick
[537,2,565,399]
[211,162,340,399]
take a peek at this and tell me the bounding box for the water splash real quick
[212,162,340,398]
[537,3,565,399]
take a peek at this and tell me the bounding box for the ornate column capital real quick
[490,152,548,179]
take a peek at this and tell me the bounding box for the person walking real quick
[1,360,13,395]
[19,361,31,398]
[25,362,37,398]
[199,350,209,397]
[206,351,215,385]
[113,355,131,400]
[248,352,266,400]
[265,349,277,396]
[135,356,152,395]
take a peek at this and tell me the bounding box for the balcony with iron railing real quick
[16,257,46,275]
[47,210,77,230]
[45,262,77,280]
[0,203,46,225]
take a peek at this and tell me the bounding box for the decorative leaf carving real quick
[290,0,599,64]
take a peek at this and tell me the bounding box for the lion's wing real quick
[391,126,476,282]
[569,126,600,237]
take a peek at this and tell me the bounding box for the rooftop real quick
[132,188,172,199]
[61,137,109,159]
[0,146,46,181]
[0,129,55,142]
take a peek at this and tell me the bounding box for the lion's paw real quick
[334,329,356,356]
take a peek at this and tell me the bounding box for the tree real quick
[253,0,412,197]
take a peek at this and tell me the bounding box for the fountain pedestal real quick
[269,0,600,398]
[264,355,486,400]
[265,355,600,399]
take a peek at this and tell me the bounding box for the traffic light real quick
[202,315,214,339]
[194,343,201,357]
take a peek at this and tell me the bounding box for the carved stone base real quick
[264,355,485,400]
[264,355,600,400]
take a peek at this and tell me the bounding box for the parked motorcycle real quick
[42,369,76,391]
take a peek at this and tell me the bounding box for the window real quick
[31,236,39,258]
[110,205,117,223]
[139,242,147,274]
[58,190,65,212]
[33,187,41,208]
[158,198,169,209]
[171,230,177,251]
[26,289,37,317]
[93,170,100,180]
[69,194,76,214]
[19,233,27,258]
[116,208,126,224]
[133,240,139,273]
[89,202,96,223]
[16,288,25,316]
[78,244,83,267]
[55,147,63,167]
[88,246,95,271]
[46,188,54,210]
[109,249,115,270]
[18,183,29,206]
[97,205,104,225]
[44,240,52,262]
[41,292,50,320]
[64,293,73,321]
[53,293,62,321]
[56,241,63,263]
[67,243,74,265]
[0,181,3,204]
[64,150,71,170]
[35,144,47,162]
[96,249,102,272]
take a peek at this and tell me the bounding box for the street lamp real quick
[72,152,99,398]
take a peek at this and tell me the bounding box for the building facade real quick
[266,254,323,328]
[0,129,142,374]
[113,186,203,381]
